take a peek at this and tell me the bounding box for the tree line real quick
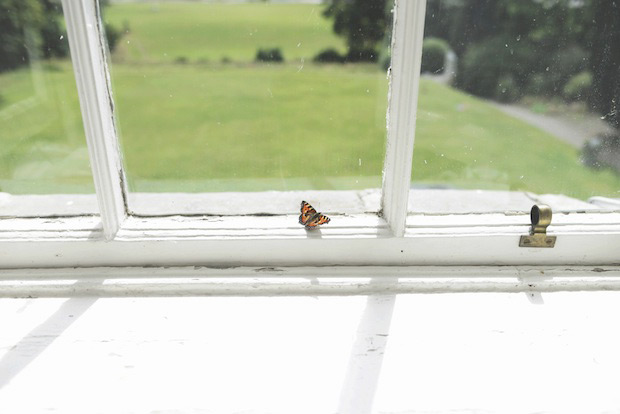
[0,0,67,72]
[2,0,618,132]
[324,0,620,131]
[0,0,121,73]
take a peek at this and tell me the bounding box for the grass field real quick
[414,81,620,198]
[0,61,93,194]
[104,3,346,63]
[0,2,619,199]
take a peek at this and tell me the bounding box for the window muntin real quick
[412,0,620,214]
[102,2,392,216]
[0,1,97,217]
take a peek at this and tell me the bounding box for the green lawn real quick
[0,62,93,194]
[0,2,618,199]
[414,81,620,199]
[110,61,388,192]
[104,2,346,63]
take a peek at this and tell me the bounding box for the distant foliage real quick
[563,71,593,102]
[588,1,620,129]
[322,0,392,64]
[104,23,123,53]
[0,0,124,71]
[381,53,391,71]
[420,0,615,111]
[0,0,68,72]
[421,37,449,74]
[313,48,345,63]
[345,48,378,63]
[581,133,620,172]
[457,35,537,99]
[540,45,590,95]
[40,0,69,59]
[255,48,284,63]
[495,74,519,103]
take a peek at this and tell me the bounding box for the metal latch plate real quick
[519,234,556,248]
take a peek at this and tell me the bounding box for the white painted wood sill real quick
[1,189,619,269]
[1,290,619,413]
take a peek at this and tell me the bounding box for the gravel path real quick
[426,73,613,149]
[492,103,615,149]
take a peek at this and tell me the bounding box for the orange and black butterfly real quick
[299,201,330,229]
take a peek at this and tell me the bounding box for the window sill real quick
[2,188,617,218]
[1,189,619,268]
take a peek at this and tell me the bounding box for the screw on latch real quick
[519,204,556,248]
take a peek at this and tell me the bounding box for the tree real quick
[448,0,500,56]
[0,0,123,73]
[437,0,593,100]
[0,0,42,72]
[322,0,391,62]
[588,0,620,130]
[40,0,69,59]
[0,0,67,72]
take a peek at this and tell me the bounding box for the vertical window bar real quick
[61,0,127,239]
[381,0,426,237]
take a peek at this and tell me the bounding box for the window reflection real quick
[414,0,620,207]
[0,0,96,215]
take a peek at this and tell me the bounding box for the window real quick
[103,2,389,211]
[0,0,618,272]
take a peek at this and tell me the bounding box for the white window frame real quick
[0,0,619,285]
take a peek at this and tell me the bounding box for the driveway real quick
[426,72,614,149]
[492,103,615,149]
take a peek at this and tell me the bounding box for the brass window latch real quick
[519,205,556,248]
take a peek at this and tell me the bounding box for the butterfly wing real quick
[304,212,331,228]
[299,201,317,226]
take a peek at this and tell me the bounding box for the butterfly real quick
[299,201,331,229]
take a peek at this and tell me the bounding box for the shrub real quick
[525,73,551,96]
[457,35,537,99]
[421,37,449,74]
[43,63,62,72]
[458,40,504,98]
[175,56,188,64]
[522,45,590,96]
[381,53,391,71]
[313,48,345,63]
[41,19,69,59]
[255,48,284,63]
[122,20,131,35]
[581,133,620,172]
[105,23,123,53]
[345,48,378,63]
[495,74,519,103]
[221,56,232,64]
[563,71,593,102]
[547,45,589,91]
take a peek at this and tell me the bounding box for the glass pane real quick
[412,0,620,214]
[0,0,97,216]
[102,1,392,215]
